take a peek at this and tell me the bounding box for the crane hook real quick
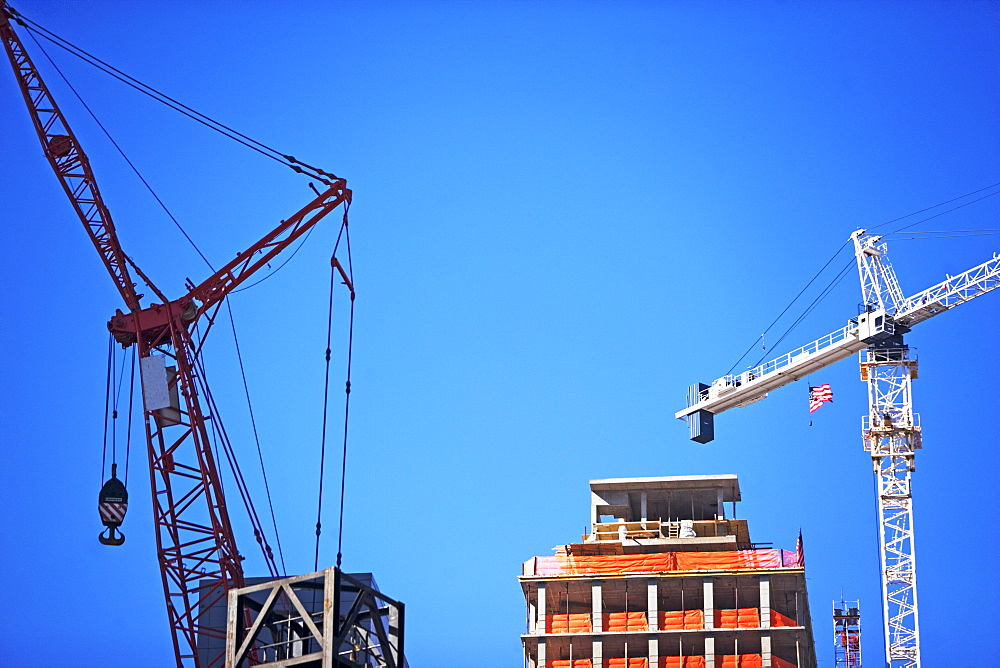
[98,463,128,547]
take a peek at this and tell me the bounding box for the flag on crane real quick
[808,384,833,413]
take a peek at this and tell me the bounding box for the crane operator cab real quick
[98,463,128,546]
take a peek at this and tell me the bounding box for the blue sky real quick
[1,1,997,666]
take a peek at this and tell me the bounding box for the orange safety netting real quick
[603,660,649,668]
[674,551,784,571]
[718,655,763,668]
[658,609,704,630]
[604,611,649,632]
[550,661,593,668]
[658,658,706,668]
[529,550,794,576]
[770,609,798,627]
[715,608,760,629]
[547,613,593,633]
[771,658,798,668]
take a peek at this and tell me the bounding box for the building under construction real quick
[519,475,817,668]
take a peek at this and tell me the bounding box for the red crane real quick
[2,5,351,665]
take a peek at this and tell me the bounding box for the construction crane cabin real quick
[2,4,404,667]
[675,228,999,668]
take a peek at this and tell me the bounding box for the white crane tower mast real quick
[676,231,1000,668]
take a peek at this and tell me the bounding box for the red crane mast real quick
[2,6,351,665]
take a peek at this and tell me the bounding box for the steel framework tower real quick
[853,233,919,667]
[833,600,862,668]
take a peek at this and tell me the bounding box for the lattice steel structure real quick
[833,600,862,668]
[677,229,998,666]
[853,235,920,668]
[2,5,352,665]
[226,568,405,668]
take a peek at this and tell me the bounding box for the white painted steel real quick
[674,310,886,419]
[851,231,906,313]
[894,252,1000,327]
[677,230,1000,667]
[861,349,921,668]
[676,237,999,421]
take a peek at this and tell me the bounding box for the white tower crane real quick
[675,231,1000,668]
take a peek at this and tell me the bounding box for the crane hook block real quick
[98,464,128,546]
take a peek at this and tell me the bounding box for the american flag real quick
[795,529,805,567]
[809,384,833,413]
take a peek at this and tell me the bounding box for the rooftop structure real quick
[520,475,817,668]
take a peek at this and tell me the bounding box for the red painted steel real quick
[2,5,350,665]
[1,7,141,312]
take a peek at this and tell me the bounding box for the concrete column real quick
[592,580,603,632]
[761,633,772,668]
[704,634,715,668]
[717,487,724,520]
[641,491,648,521]
[538,638,546,668]
[529,597,537,634]
[647,578,658,631]
[703,577,715,629]
[759,575,771,628]
[592,580,603,668]
[538,582,547,635]
[648,636,658,665]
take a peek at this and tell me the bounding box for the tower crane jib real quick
[675,228,999,668]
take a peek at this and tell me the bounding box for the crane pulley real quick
[98,463,128,546]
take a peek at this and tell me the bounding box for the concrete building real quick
[519,475,817,668]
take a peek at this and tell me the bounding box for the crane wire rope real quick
[725,240,850,375]
[314,211,354,572]
[20,9,329,289]
[749,257,858,370]
[16,10,329,572]
[9,8,339,184]
[313,263,336,572]
[191,336,281,578]
[726,182,1000,375]
[100,333,114,483]
[336,222,356,571]
[868,181,1000,234]
[892,232,1000,241]
[32,23,320,503]
[224,298,288,576]
[123,346,136,486]
[21,26,215,273]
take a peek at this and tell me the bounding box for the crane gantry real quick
[2,5,351,666]
[675,229,1000,667]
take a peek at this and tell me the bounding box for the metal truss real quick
[852,231,905,313]
[861,347,921,668]
[896,252,1000,327]
[226,568,406,668]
